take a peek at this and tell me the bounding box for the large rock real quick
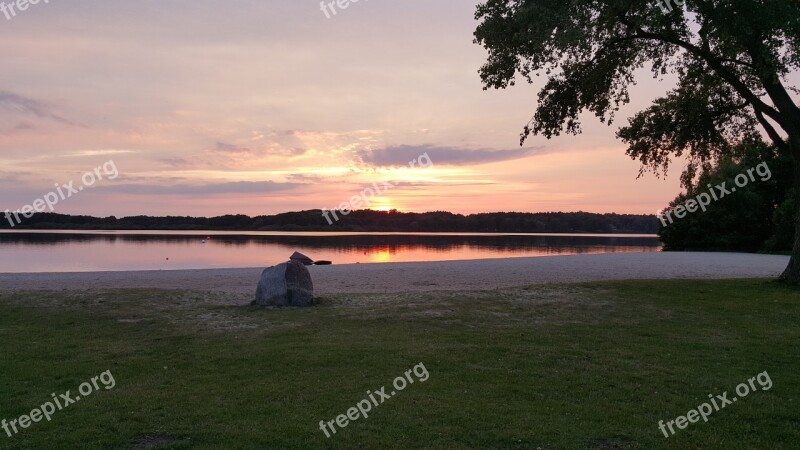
[254,260,314,307]
[289,251,314,266]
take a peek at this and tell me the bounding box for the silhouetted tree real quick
[658,141,792,251]
[474,0,800,282]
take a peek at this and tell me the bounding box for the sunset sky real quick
[0,0,688,217]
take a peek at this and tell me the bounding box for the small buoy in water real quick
[166,257,169,261]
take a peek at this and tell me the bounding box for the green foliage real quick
[658,141,793,251]
[474,0,800,269]
[765,190,798,252]
[474,1,800,181]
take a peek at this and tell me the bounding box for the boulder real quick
[289,251,314,266]
[254,260,314,307]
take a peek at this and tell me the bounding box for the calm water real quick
[0,231,662,273]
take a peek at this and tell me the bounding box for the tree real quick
[474,0,800,283]
[658,141,793,252]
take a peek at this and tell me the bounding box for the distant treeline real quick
[1,210,659,234]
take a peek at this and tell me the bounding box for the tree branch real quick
[615,15,783,125]
[755,109,789,153]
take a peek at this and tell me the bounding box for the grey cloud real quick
[215,142,251,153]
[0,170,32,184]
[286,173,329,183]
[358,144,545,167]
[101,181,304,196]
[213,140,306,157]
[157,157,193,168]
[0,91,78,126]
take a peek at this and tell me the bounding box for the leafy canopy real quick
[474,0,800,186]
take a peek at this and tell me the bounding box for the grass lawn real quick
[0,279,798,449]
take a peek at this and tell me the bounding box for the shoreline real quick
[0,252,788,297]
[0,229,659,238]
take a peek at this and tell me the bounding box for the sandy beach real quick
[0,252,789,296]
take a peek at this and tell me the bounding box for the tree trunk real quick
[779,154,800,284]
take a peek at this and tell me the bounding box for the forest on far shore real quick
[0,210,659,234]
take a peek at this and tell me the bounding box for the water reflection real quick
[0,231,662,273]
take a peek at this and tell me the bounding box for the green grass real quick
[0,280,799,449]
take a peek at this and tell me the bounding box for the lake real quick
[0,230,662,273]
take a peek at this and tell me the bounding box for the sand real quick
[0,252,789,296]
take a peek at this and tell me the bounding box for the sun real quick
[370,198,396,212]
